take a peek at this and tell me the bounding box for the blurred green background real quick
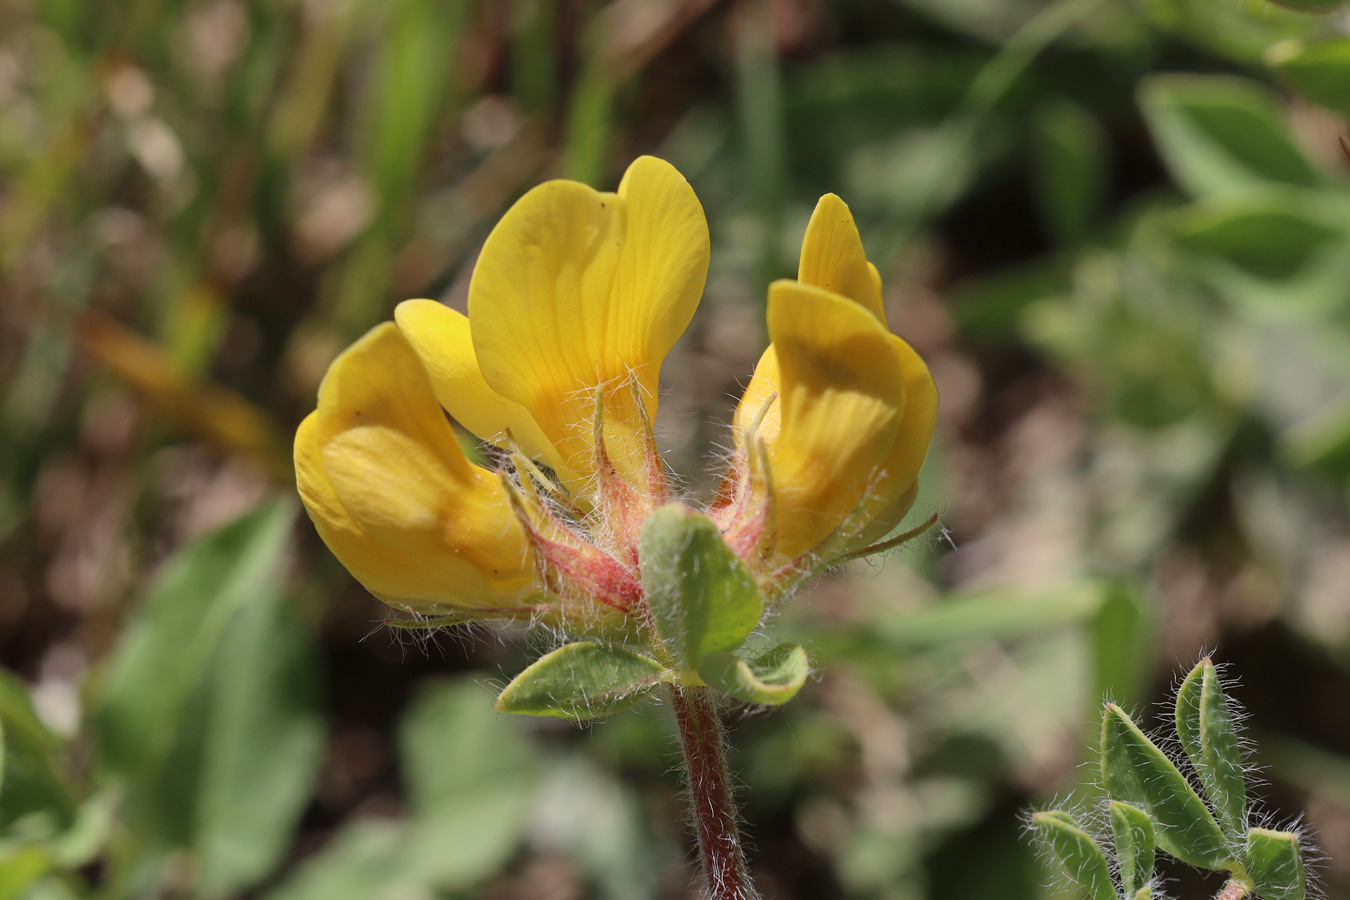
[3,0,1350,898]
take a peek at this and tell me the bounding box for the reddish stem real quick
[1216,880,1249,900]
[668,684,759,900]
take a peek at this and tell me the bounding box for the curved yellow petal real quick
[613,156,710,365]
[798,194,886,323]
[731,345,781,445]
[468,156,709,486]
[295,323,537,611]
[853,334,938,545]
[394,299,565,474]
[763,280,905,562]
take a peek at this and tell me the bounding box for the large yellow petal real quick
[294,323,536,610]
[468,156,709,486]
[764,280,906,562]
[394,299,564,474]
[797,193,886,323]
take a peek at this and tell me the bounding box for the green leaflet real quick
[1030,811,1116,900]
[1100,704,1231,869]
[1175,658,1247,836]
[1245,828,1306,900]
[1267,38,1350,117]
[1109,801,1156,897]
[1031,98,1106,246]
[1138,75,1324,199]
[699,643,809,706]
[639,504,763,671]
[93,500,324,898]
[1265,0,1348,11]
[495,642,665,720]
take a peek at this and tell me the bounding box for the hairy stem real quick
[668,683,759,900]
[1216,879,1249,900]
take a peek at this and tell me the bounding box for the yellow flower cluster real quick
[295,157,936,633]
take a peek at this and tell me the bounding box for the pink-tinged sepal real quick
[502,462,643,616]
[589,383,670,564]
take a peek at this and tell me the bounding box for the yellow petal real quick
[763,280,906,561]
[468,156,709,485]
[294,323,536,610]
[731,345,781,445]
[854,334,938,545]
[797,193,886,323]
[394,299,565,474]
[613,156,710,366]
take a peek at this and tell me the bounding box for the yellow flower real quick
[294,323,537,613]
[722,194,938,570]
[295,158,935,628]
[395,155,710,501]
[296,157,709,623]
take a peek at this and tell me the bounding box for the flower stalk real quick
[668,683,759,900]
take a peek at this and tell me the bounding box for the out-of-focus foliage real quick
[2,0,1350,898]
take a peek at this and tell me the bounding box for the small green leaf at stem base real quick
[699,643,808,706]
[1030,810,1117,900]
[495,642,665,721]
[1100,703,1231,870]
[1110,800,1156,896]
[1176,658,1248,837]
[1245,828,1306,900]
[639,504,763,671]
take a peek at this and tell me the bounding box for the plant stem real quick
[1216,879,1249,900]
[668,683,760,900]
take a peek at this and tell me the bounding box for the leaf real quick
[1139,75,1324,198]
[266,679,539,900]
[1110,801,1156,896]
[94,499,324,897]
[1267,37,1350,117]
[1245,828,1306,900]
[1167,189,1350,319]
[1030,810,1116,900]
[1267,0,1349,11]
[639,504,762,671]
[400,679,537,815]
[868,581,1108,649]
[0,668,77,835]
[1090,580,1155,713]
[194,592,325,895]
[495,642,665,720]
[397,680,539,888]
[0,845,53,900]
[1100,704,1231,869]
[1031,98,1107,244]
[699,643,809,706]
[1175,658,1248,836]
